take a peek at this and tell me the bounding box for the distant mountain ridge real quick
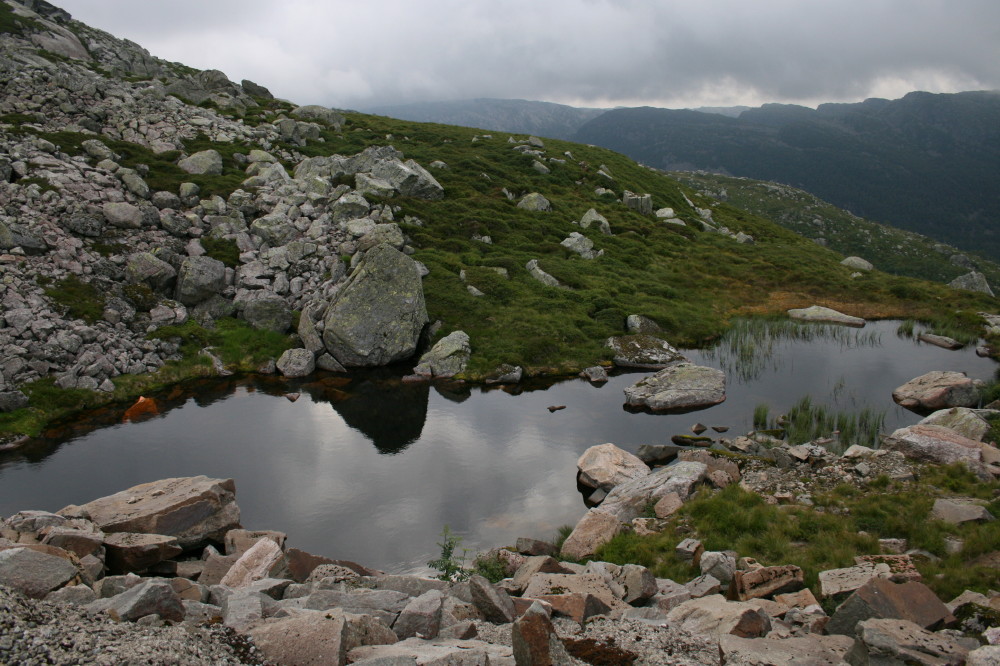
[364,98,605,140]
[572,91,1000,260]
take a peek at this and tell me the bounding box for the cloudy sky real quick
[55,0,1000,111]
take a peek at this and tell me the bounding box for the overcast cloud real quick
[55,0,1000,110]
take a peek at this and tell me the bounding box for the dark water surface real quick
[1,320,996,572]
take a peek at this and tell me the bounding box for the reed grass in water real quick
[768,395,885,452]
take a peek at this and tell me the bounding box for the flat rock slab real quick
[559,510,621,561]
[932,498,995,524]
[349,637,514,665]
[70,476,241,549]
[919,407,991,442]
[918,333,964,350]
[667,595,771,641]
[250,609,397,666]
[819,562,891,598]
[720,634,855,665]
[103,532,182,574]
[624,363,726,412]
[849,618,972,665]
[0,546,78,599]
[892,371,982,413]
[787,305,865,327]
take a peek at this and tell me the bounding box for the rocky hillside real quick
[0,0,996,443]
[571,92,1000,261]
[670,171,1000,289]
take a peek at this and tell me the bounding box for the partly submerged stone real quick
[624,363,726,411]
[322,243,428,367]
[787,305,865,327]
[576,443,649,492]
[892,370,983,412]
[606,334,685,369]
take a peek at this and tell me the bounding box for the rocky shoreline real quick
[4,399,1000,664]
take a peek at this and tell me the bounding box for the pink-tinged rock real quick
[0,547,78,599]
[882,424,983,466]
[223,529,286,555]
[576,443,649,492]
[220,538,284,588]
[623,363,726,411]
[559,509,621,561]
[600,461,709,523]
[788,305,865,327]
[932,498,995,524]
[854,554,923,582]
[720,634,855,665]
[522,573,628,613]
[69,476,241,549]
[103,532,182,574]
[819,562,891,598]
[250,609,397,666]
[654,492,683,518]
[775,588,820,609]
[532,593,612,623]
[849,618,971,665]
[826,578,954,636]
[728,565,805,601]
[892,371,982,412]
[512,601,574,665]
[667,595,772,641]
[919,407,991,441]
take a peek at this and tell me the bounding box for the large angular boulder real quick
[559,510,621,561]
[787,305,865,327]
[512,601,574,665]
[412,331,471,378]
[103,533,182,574]
[322,244,428,367]
[290,104,345,127]
[720,634,855,665]
[69,476,241,549]
[624,363,726,411]
[600,460,708,522]
[605,335,685,369]
[666,595,771,642]
[240,292,292,333]
[919,407,991,441]
[826,578,954,636]
[576,443,649,492]
[220,538,285,589]
[175,256,226,306]
[517,192,551,211]
[841,256,874,271]
[0,547,78,599]
[249,609,397,666]
[881,424,983,466]
[87,580,184,622]
[276,348,315,378]
[892,371,983,412]
[847,618,973,665]
[370,159,444,200]
[950,271,995,297]
[125,253,177,293]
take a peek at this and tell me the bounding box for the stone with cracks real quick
[919,407,991,441]
[605,334,686,369]
[250,608,397,666]
[276,348,315,378]
[103,532,182,574]
[412,331,471,378]
[322,244,428,367]
[667,595,772,642]
[826,578,954,636]
[576,443,649,492]
[512,601,574,666]
[728,565,805,601]
[624,363,726,411]
[219,538,284,589]
[469,574,515,624]
[69,476,241,550]
[392,588,445,639]
[848,618,973,665]
[892,371,983,412]
[522,573,627,613]
[819,562,891,598]
[349,637,513,665]
[787,305,866,327]
[882,424,983,466]
[88,580,184,622]
[178,149,223,175]
[0,547,78,599]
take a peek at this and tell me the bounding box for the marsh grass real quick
[774,395,886,451]
[703,317,883,382]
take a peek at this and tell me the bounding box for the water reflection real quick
[0,320,996,572]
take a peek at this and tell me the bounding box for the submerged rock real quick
[322,244,428,367]
[891,370,983,412]
[624,363,726,411]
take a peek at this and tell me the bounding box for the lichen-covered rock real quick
[413,331,471,378]
[178,149,223,175]
[624,363,726,411]
[517,192,552,211]
[950,271,995,297]
[606,334,685,369]
[892,371,983,412]
[276,348,315,378]
[175,256,226,306]
[322,244,428,367]
[125,252,176,293]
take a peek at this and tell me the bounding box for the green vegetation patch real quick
[43,274,106,323]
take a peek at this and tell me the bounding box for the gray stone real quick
[178,150,223,175]
[175,256,226,306]
[918,333,964,350]
[241,292,292,333]
[848,618,972,665]
[827,578,954,636]
[517,192,552,211]
[841,256,874,271]
[623,191,653,215]
[349,638,512,665]
[931,498,995,524]
[950,271,995,297]
[469,574,515,624]
[45,584,98,606]
[625,314,662,334]
[89,580,185,622]
[720,634,855,666]
[606,334,685,369]
[251,609,397,666]
[0,547,78,599]
[0,391,29,413]
[560,232,600,259]
[700,551,737,584]
[667,595,771,642]
[919,407,991,441]
[601,461,709,522]
[686,574,722,598]
[579,208,612,235]
[322,244,428,367]
[623,363,726,411]
[125,252,177,292]
[103,202,143,229]
[580,366,608,382]
[277,348,315,378]
[787,305,865,327]
[291,105,345,126]
[393,588,445,639]
[525,259,565,288]
[882,424,983,466]
[412,331,471,378]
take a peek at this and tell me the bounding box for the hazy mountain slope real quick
[670,171,1000,288]
[364,98,605,140]
[572,92,1000,260]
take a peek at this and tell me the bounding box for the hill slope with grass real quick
[572,92,1000,261]
[0,0,998,439]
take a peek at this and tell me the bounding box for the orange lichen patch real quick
[123,396,159,423]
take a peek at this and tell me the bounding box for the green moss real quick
[43,274,105,323]
[200,236,241,267]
